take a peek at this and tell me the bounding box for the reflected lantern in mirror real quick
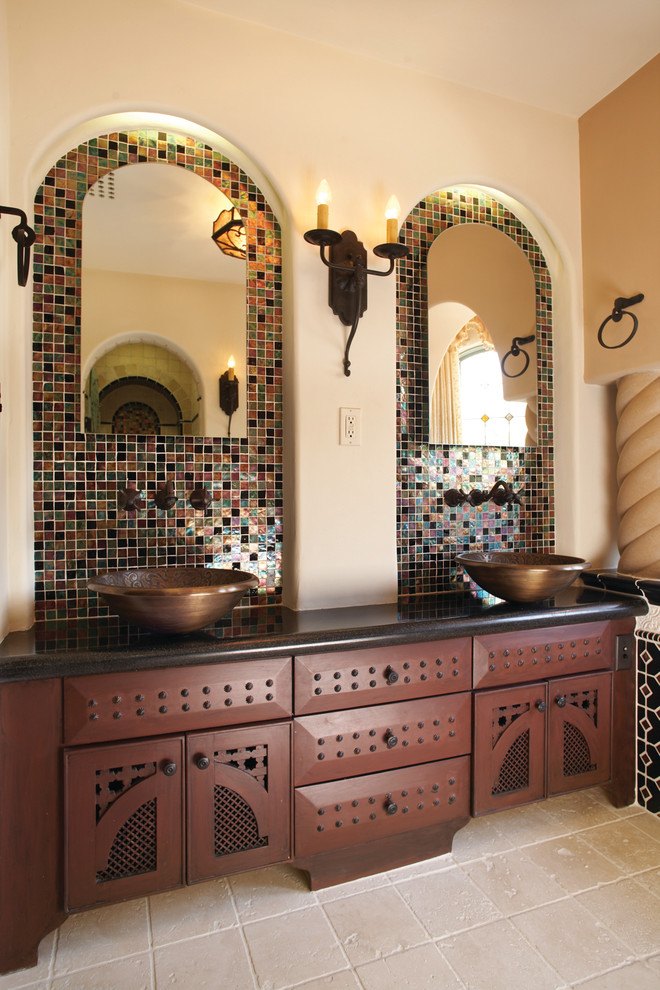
[212,207,246,259]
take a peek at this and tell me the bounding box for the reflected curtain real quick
[431,341,461,444]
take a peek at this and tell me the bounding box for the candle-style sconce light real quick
[597,293,645,349]
[304,182,409,376]
[0,205,36,286]
[219,355,239,437]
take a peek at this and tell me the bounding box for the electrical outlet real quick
[340,407,361,446]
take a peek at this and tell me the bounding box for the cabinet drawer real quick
[473,622,613,690]
[295,639,471,715]
[294,694,471,785]
[64,658,292,744]
[295,756,470,857]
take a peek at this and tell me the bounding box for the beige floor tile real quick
[54,900,150,976]
[448,814,514,863]
[577,878,660,955]
[483,803,567,847]
[525,834,623,893]
[296,972,361,989]
[439,918,564,990]
[149,878,236,946]
[579,820,660,873]
[634,868,660,898]
[588,788,644,818]
[357,942,464,990]
[542,791,621,831]
[0,933,55,990]
[646,953,660,976]
[323,887,429,966]
[396,865,502,937]
[315,872,390,903]
[462,849,567,916]
[230,864,316,922]
[243,906,346,989]
[154,928,253,989]
[628,810,660,842]
[386,852,455,882]
[51,952,153,989]
[571,960,660,990]
[511,898,631,984]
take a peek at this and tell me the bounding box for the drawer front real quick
[473,622,613,690]
[294,694,471,786]
[295,639,471,715]
[64,658,292,745]
[295,756,470,857]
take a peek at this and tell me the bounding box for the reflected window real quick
[459,347,527,446]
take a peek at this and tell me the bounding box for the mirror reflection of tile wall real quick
[396,187,554,596]
[32,130,282,620]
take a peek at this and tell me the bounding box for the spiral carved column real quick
[616,372,660,577]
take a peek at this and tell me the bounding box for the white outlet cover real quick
[340,407,361,446]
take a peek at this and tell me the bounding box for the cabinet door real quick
[187,722,290,883]
[473,683,547,815]
[547,672,611,795]
[65,737,184,910]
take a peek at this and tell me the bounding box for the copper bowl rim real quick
[88,567,259,599]
[456,552,590,572]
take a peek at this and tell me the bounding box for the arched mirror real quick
[81,162,247,437]
[427,223,537,446]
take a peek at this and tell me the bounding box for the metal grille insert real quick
[492,729,530,795]
[96,798,157,883]
[567,689,598,726]
[563,723,596,777]
[215,745,268,788]
[214,785,268,857]
[95,762,156,820]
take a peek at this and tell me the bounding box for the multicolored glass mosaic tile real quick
[32,130,282,621]
[396,188,554,595]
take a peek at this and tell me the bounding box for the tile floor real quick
[3,788,660,990]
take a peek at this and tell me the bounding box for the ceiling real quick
[182,0,660,116]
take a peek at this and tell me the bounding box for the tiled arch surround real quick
[32,130,282,621]
[396,188,554,595]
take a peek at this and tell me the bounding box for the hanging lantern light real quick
[211,207,246,259]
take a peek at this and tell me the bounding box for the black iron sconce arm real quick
[304,227,408,376]
[0,205,36,286]
[597,293,645,349]
[444,479,525,509]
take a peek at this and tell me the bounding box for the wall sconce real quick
[304,182,409,376]
[597,293,645,349]
[212,207,246,259]
[501,334,536,379]
[219,356,239,436]
[0,205,36,286]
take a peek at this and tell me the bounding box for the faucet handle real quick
[118,485,145,512]
[189,485,213,511]
[154,480,178,511]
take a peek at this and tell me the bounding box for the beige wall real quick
[0,0,9,639]
[581,55,660,384]
[1,0,618,626]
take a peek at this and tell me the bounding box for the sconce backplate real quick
[329,231,368,327]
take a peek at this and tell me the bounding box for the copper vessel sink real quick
[88,567,259,633]
[456,551,589,603]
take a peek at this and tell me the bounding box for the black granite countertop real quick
[0,583,646,683]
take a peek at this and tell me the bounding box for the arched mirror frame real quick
[32,128,282,621]
[396,187,554,597]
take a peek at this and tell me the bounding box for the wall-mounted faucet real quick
[443,479,525,509]
[188,485,213,511]
[117,484,146,513]
[154,480,178,511]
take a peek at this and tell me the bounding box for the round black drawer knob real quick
[385,801,398,816]
[195,755,211,770]
[162,761,177,777]
[535,699,546,712]
[384,729,398,749]
[384,665,399,685]
[555,695,567,708]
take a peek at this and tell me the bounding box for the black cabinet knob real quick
[384,728,398,748]
[195,755,211,770]
[384,665,399,685]
[535,699,546,712]
[162,761,177,777]
[555,695,567,708]
[385,800,398,816]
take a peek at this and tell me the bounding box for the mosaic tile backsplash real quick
[33,130,282,621]
[396,188,554,595]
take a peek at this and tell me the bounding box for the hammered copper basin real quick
[88,567,259,633]
[456,551,590,603]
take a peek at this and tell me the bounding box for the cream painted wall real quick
[1,0,617,626]
[0,0,9,639]
[581,55,660,385]
[82,269,246,438]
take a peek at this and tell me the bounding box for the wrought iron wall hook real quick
[501,334,535,379]
[304,228,408,376]
[0,205,36,286]
[597,292,645,349]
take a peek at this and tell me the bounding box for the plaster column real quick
[616,372,660,576]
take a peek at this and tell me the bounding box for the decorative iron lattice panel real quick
[492,703,529,747]
[215,745,268,788]
[95,762,156,820]
[213,785,268,857]
[562,723,596,777]
[566,689,598,726]
[96,798,157,883]
[493,730,530,794]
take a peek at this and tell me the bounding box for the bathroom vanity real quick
[0,587,644,975]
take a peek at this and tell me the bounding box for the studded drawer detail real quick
[63,659,292,744]
[473,622,613,690]
[294,694,471,786]
[294,639,471,715]
[295,756,470,856]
